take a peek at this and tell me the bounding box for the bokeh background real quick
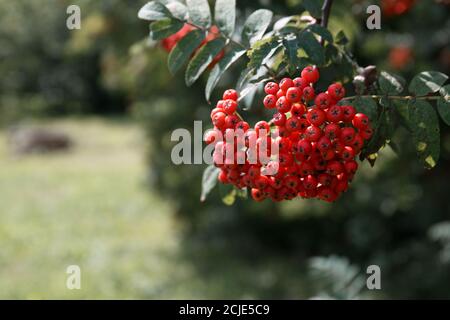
[0,0,449,299]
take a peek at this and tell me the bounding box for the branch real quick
[320,0,334,28]
[341,95,443,102]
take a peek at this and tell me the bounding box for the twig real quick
[341,95,444,102]
[321,0,334,28]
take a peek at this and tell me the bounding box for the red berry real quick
[251,188,265,202]
[305,125,322,142]
[263,94,277,109]
[290,103,306,117]
[344,160,358,175]
[303,175,318,190]
[276,89,286,99]
[324,123,341,139]
[286,87,301,103]
[327,83,345,102]
[314,93,331,110]
[318,187,337,202]
[317,136,332,152]
[352,113,370,129]
[280,78,294,92]
[360,126,373,140]
[286,117,301,132]
[223,89,238,101]
[273,112,287,126]
[307,108,326,126]
[342,105,356,122]
[340,146,355,161]
[255,121,270,136]
[264,82,279,95]
[326,105,344,123]
[236,121,250,131]
[276,96,291,113]
[297,139,312,156]
[212,111,226,128]
[326,161,344,176]
[302,86,315,101]
[301,66,320,84]
[225,114,239,128]
[293,77,307,90]
[341,127,356,145]
[223,99,238,114]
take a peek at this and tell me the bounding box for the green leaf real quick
[200,165,220,202]
[302,0,322,18]
[298,31,325,66]
[361,106,396,159]
[186,0,211,28]
[379,71,404,95]
[283,36,300,71]
[214,0,236,38]
[439,84,450,101]
[409,100,440,169]
[307,24,333,43]
[205,47,246,101]
[166,1,188,20]
[138,1,172,21]
[335,30,348,45]
[437,97,450,126]
[168,29,205,75]
[242,9,273,46]
[409,71,449,96]
[150,18,184,40]
[185,38,226,86]
[247,37,280,69]
[352,97,379,126]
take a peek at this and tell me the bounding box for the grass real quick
[0,117,310,299]
[0,118,186,299]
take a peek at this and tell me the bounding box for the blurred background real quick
[0,0,449,299]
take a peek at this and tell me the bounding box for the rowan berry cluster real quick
[206,66,373,203]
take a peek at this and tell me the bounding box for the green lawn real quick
[0,118,188,299]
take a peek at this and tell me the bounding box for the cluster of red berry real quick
[206,66,373,203]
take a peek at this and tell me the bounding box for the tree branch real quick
[320,0,334,28]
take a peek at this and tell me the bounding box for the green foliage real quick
[409,72,448,96]
[201,165,220,202]
[150,18,184,40]
[409,100,440,169]
[214,0,236,38]
[186,38,227,86]
[168,29,206,75]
